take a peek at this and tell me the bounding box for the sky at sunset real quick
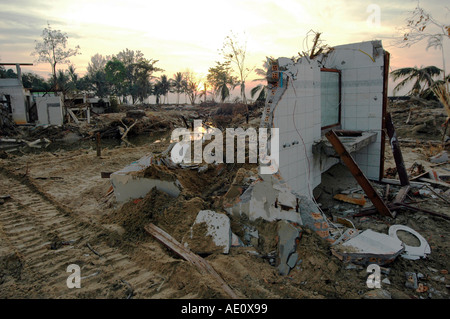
[0,0,448,100]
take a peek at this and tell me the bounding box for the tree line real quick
[0,24,267,106]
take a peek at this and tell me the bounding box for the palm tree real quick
[250,57,274,102]
[206,61,237,103]
[155,75,171,104]
[172,72,184,105]
[391,66,442,97]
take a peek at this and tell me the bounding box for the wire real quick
[284,72,344,236]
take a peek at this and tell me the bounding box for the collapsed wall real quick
[264,40,388,198]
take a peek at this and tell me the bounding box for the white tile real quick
[367,165,380,179]
[368,154,380,166]
[345,105,358,117]
[368,117,381,130]
[357,67,370,81]
[344,117,358,130]
[357,105,370,118]
[356,118,369,130]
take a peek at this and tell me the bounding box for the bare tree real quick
[221,31,254,104]
[32,23,80,87]
[183,70,201,105]
[393,4,450,87]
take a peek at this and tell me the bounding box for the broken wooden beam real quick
[395,203,450,221]
[325,130,395,218]
[355,202,450,221]
[393,185,411,204]
[144,223,238,299]
[385,112,409,186]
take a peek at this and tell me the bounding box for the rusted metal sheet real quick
[144,223,238,299]
[385,112,409,186]
[325,130,395,218]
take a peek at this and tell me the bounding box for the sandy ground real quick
[0,103,449,299]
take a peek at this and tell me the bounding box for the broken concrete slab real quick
[184,210,232,255]
[110,153,182,202]
[277,220,302,276]
[224,173,303,224]
[430,151,448,164]
[224,171,335,243]
[331,229,404,266]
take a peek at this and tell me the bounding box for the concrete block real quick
[277,220,301,275]
[186,210,232,254]
[111,154,182,202]
[430,151,448,164]
[331,229,404,266]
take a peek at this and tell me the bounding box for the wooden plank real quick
[144,223,238,299]
[377,178,428,188]
[66,108,79,124]
[418,178,450,189]
[396,203,450,221]
[385,112,409,186]
[393,185,410,204]
[325,130,395,218]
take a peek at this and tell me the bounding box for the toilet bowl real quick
[388,225,431,260]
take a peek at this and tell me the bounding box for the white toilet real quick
[388,225,431,260]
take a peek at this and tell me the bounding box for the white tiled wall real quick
[323,41,385,180]
[274,60,322,197]
[272,41,386,198]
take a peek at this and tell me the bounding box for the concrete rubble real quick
[331,229,404,266]
[184,210,232,254]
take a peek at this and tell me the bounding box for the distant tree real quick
[220,31,254,104]
[250,57,274,102]
[32,23,80,87]
[391,65,442,98]
[67,64,80,93]
[88,69,110,98]
[156,75,171,104]
[183,70,201,105]
[394,4,450,87]
[87,53,108,77]
[172,72,185,105]
[105,58,127,100]
[153,82,164,105]
[21,72,51,91]
[0,67,17,78]
[206,61,237,102]
[199,81,210,103]
[55,69,71,100]
[114,49,162,104]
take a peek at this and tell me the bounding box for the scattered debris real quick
[333,193,366,206]
[430,151,448,164]
[184,210,232,255]
[405,272,418,290]
[144,223,238,299]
